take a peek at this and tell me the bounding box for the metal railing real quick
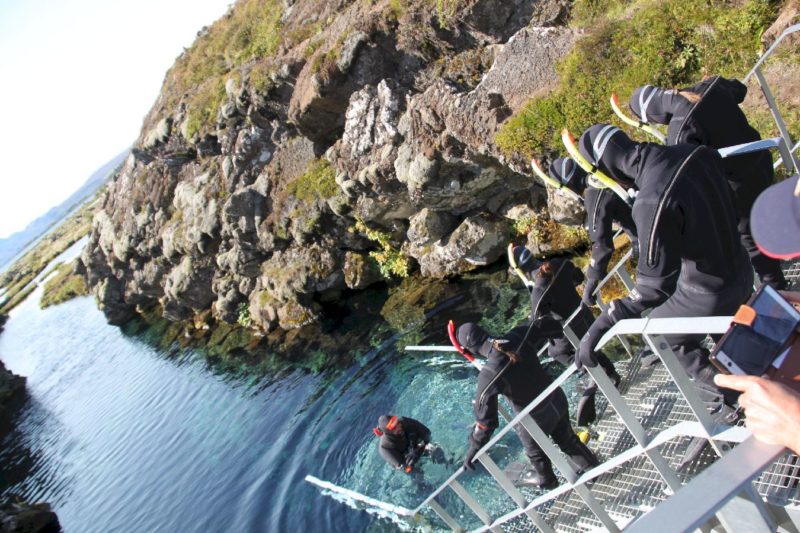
[743,23,800,173]
[411,314,788,532]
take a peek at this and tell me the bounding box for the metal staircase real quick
[306,21,800,533]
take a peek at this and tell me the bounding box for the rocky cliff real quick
[79,0,590,335]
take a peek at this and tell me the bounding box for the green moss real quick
[353,218,412,279]
[237,302,253,328]
[528,212,590,256]
[185,78,227,139]
[286,158,339,202]
[40,263,89,309]
[380,276,450,331]
[206,321,255,356]
[496,0,779,158]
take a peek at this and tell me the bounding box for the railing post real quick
[641,333,729,455]
[478,455,555,533]
[753,68,798,173]
[516,416,622,532]
[564,325,684,492]
[427,498,464,532]
[448,479,503,533]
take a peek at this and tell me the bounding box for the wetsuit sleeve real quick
[402,418,431,445]
[587,201,615,281]
[606,201,682,323]
[379,444,405,470]
[468,371,500,453]
[468,393,498,452]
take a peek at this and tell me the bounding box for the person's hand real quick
[576,313,612,370]
[582,278,599,307]
[714,374,800,454]
[463,446,478,471]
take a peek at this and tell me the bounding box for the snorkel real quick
[531,159,583,202]
[561,128,634,206]
[609,93,666,143]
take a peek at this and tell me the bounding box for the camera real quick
[710,284,800,376]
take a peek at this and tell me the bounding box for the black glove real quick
[463,445,478,471]
[576,312,613,370]
[631,239,640,261]
[582,277,600,307]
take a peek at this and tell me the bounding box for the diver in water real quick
[548,157,639,307]
[375,415,444,474]
[574,124,753,412]
[458,321,599,488]
[511,246,620,425]
[628,78,786,289]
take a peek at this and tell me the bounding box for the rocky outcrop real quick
[0,501,61,533]
[80,0,583,337]
[0,358,26,439]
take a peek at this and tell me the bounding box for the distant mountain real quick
[0,150,129,270]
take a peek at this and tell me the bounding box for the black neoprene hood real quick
[549,157,587,194]
[457,323,489,355]
[629,85,673,125]
[578,124,641,186]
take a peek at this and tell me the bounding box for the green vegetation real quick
[0,193,101,315]
[286,158,339,202]
[40,262,89,309]
[511,215,536,236]
[237,302,253,328]
[353,218,411,279]
[528,212,590,256]
[496,0,780,158]
[380,276,450,331]
[185,78,227,139]
[163,0,285,135]
[0,284,37,316]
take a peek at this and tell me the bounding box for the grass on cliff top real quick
[40,262,89,310]
[496,0,780,158]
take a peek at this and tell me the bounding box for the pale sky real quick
[0,0,234,238]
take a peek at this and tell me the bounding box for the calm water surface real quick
[0,257,534,531]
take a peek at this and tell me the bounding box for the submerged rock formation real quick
[80,0,582,335]
[0,358,26,438]
[0,501,61,533]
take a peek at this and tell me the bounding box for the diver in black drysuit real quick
[512,246,620,425]
[574,125,753,405]
[629,77,787,288]
[376,415,433,474]
[549,157,640,307]
[458,321,599,488]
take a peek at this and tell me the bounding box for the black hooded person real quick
[375,415,432,474]
[549,157,639,307]
[574,124,753,406]
[512,244,620,425]
[629,79,787,289]
[457,321,599,488]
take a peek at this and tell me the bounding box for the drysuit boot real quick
[525,457,559,489]
[678,405,742,471]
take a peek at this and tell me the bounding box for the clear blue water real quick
[2,247,574,532]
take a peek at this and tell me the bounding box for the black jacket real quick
[601,142,749,322]
[583,187,639,282]
[378,417,431,469]
[631,77,773,214]
[468,323,562,452]
[528,258,584,321]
